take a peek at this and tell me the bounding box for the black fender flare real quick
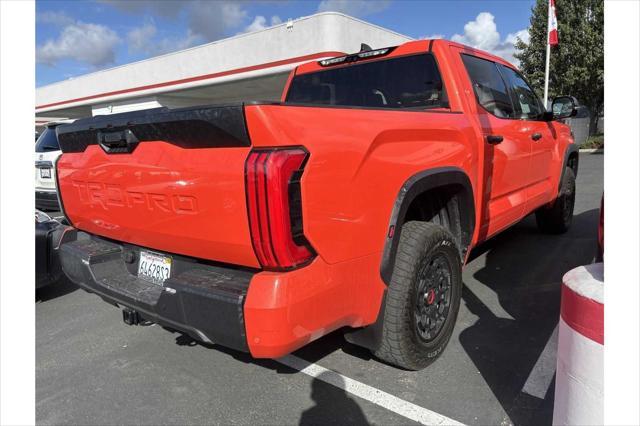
[559,144,579,192]
[379,167,475,285]
[346,167,475,352]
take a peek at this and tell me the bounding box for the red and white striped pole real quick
[553,263,604,425]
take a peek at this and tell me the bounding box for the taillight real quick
[245,147,315,270]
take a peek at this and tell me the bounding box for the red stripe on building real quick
[36,51,344,110]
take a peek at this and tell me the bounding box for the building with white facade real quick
[35,12,412,129]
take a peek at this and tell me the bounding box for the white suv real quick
[35,121,73,211]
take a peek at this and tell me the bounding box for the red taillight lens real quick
[245,148,315,270]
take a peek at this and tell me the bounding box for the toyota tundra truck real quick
[54,39,578,370]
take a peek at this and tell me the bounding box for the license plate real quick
[40,168,51,178]
[137,251,172,285]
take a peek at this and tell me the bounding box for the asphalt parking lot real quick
[36,152,603,426]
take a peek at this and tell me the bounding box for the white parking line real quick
[278,354,465,426]
[522,323,559,399]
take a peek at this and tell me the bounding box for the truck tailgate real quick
[55,104,260,268]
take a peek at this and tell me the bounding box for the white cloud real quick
[103,0,250,42]
[317,0,391,17]
[103,0,292,47]
[451,12,528,65]
[187,1,248,41]
[420,34,444,40]
[158,32,200,53]
[451,12,500,51]
[127,23,157,53]
[36,11,74,27]
[245,16,267,32]
[506,28,530,46]
[99,0,185,18]
[127,22,200,56]
[36,21,121,67]
[244,15,283,33]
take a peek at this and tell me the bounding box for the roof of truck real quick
[293,38,517,76]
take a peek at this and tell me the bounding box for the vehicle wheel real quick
[374,221,462,370]
[535,166,576,234]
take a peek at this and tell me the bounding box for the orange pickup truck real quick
[55,39,578,370]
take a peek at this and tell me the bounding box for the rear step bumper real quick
[59,231,255,352]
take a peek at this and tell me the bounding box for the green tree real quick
[515,0,604,132]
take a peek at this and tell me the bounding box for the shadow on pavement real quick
[299,372,370,426]
[171,329,374,424]
[171,333,299,374]
[171,326,368,376]
[36,276,78,303]
[460,209,598,426]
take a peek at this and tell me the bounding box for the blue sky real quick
[36,0,535,87]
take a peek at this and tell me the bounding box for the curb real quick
[578,148,604,153]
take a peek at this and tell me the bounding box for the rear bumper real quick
[35,190,60,211]
[59,230,387,358]
[59,231,254,352]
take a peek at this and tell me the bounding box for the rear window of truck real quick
[286,54,447,110]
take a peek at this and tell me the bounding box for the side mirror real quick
[551,96,578,120]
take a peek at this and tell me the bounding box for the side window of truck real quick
[498,65,545,120]
[286,54,447,110]
[460,54,515,119]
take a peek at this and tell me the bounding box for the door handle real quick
[98,129,139,153]
[486,135,503,145]
[531,132,542,141]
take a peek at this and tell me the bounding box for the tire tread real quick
[374,221,462,370]
[536,166,576,234]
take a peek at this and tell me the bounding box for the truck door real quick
[457,52,531,239]
[497,64,557,212]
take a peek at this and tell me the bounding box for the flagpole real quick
[543,0,551,109]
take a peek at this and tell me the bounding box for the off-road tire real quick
[374,221,462,370]
[535,166,576,234]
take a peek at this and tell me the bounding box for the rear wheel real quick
[536,166,576,234]
[374,221,462,370]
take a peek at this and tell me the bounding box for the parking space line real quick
[278,355,465,426]
[522,323,558,399]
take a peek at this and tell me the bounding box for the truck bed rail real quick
[56,104,250,153]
